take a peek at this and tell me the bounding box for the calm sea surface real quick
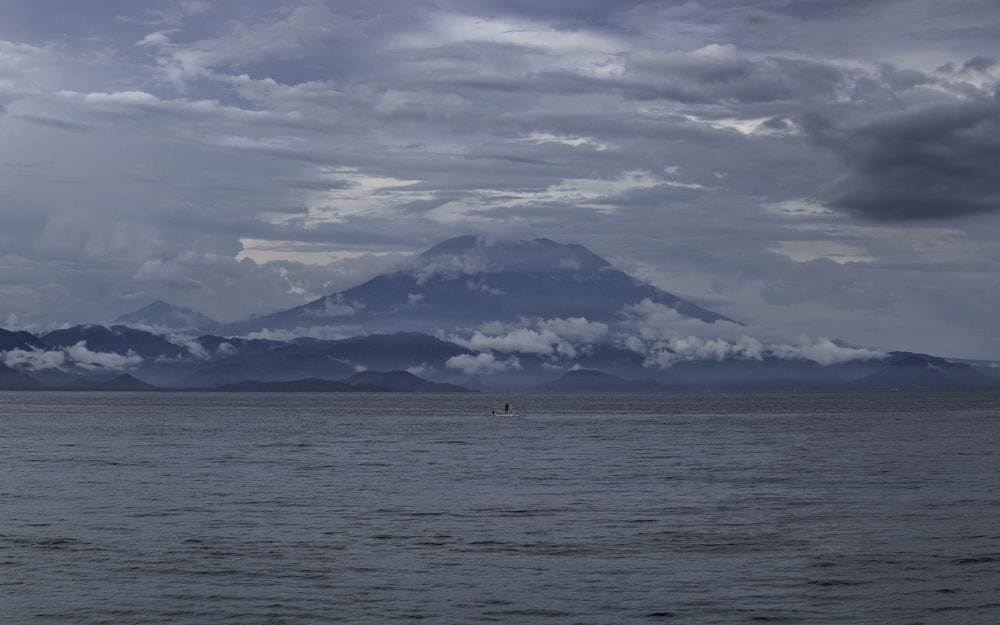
[2,391,999,624]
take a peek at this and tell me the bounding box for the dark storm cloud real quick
[875,64,933,92]
[804,92,1000,221]
[936,56,999,76]
[761,116,792,131]
[427,51,847,106]
[623,52,846,104]
[962,55,998,73]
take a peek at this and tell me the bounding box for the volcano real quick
[222,235,737,336]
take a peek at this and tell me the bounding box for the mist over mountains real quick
[2,236,998,393]
[219,235,737,337]
[113,301,220,334]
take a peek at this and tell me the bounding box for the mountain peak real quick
[114,301,218,333]
[414,235,611,275]
[221,234,737,336]
[419,234,483,257]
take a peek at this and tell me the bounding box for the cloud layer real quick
[1,1,999,359]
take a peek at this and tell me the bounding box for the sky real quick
[1,0,999,360]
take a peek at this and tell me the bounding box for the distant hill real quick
[847,353,1000,391]
[213,378,363,392]
[67,373,159,391]
[344,370,472,393]
[210,371,473,393]
[0,364,45,390]
[221,235,738,336]
[535,369,674,393]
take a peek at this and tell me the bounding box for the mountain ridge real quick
[1,235,998,393]
[1,323,998,392]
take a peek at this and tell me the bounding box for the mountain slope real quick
[222,235,738,335]
[0,328,48,352]
[40,324,189,360]
[113,301,218,332]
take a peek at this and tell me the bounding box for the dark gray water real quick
[2,391,999,624]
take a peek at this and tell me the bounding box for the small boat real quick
[491,403,519,417]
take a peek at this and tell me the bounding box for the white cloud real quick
[2,341,163,373]
[537,317,609,342]
[464,279,505,295]
[2,348,67,371]
[137,31,175,47]
[458,327,558,355]
[82,90,160,106]
[769,336,885,366]
[621,299,745,341]
[164,334,210,360]
[244,326,357,342]
[308,295,361,318]
[66,342,143,371]
[624,334,763,368]
[619,299,884,367]
[622,326,885,369]
[446,352,521,375]
[452,317,608,359]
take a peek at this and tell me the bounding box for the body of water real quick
[2,391,999,624]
